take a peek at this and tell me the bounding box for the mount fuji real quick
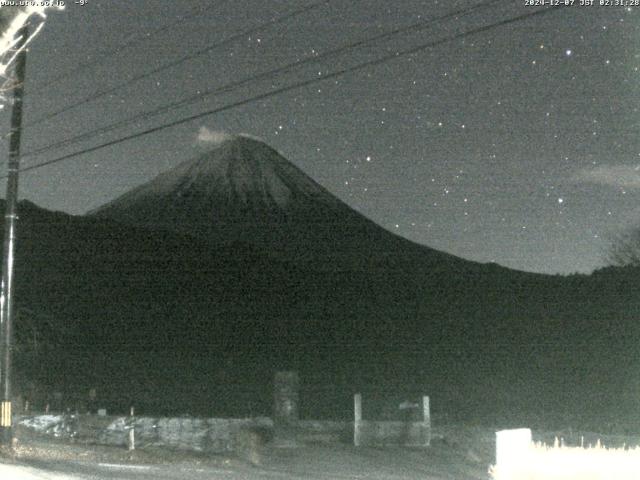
[89,135,464,269]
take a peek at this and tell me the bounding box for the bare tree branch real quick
[606,228,640,267]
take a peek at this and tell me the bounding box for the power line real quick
[12,5,568,177]
[21,0,506,160]
[17,4,567,174]
[22,0,329,130]
[30,2,217,91]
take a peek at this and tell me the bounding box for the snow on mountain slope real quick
[129,135,339,209]
[89,134,462,268]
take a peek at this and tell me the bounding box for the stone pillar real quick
[415,396,431,447]
[273,371,299,426]
[354,393,362,447]
[272,371,300,448]
[422,396,430,424]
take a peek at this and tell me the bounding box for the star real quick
[15,0,638,275]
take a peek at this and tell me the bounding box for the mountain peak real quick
[88,136,348,254]
[95,135,335,213]
[89,135,453,267]
[173,134,299,208]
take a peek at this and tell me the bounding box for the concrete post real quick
[273,371,299,426]
[127,406,135,451]
[422,395,431,446]
[422,396,430,424]
[273,371,299,448]
[354,393,362,447]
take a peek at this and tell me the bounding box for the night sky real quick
[1,1,638,274]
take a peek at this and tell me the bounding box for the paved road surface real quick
[1,442,491,480]
[2,459,278,480]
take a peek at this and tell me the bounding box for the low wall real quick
[352,393,431,447]
[17,414,273,453]
[18,414,428,450]
[296,420,352,443]
[355,420,430,447]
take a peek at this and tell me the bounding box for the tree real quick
[606,227,640,267]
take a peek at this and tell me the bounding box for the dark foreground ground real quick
[0,424,495,480]
[3,424,640,480]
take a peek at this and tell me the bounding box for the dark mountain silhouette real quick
[89,135,465,270]
[4,137,640,429]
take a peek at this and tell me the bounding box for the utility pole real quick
[0,23,28,448]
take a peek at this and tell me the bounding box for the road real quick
[1,458,287,480]
[1,440,492,480]
[1,457,440,480]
